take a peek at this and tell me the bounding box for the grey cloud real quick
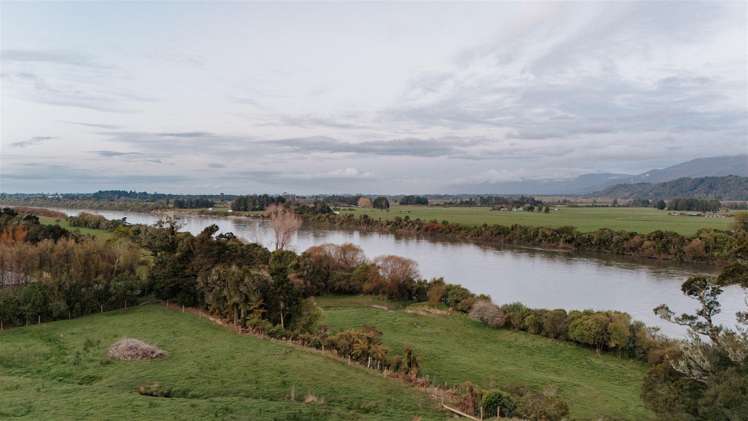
[102,129,569,161]
[157,132,214,138]
[64,121,121,129]
[0,49,105,68]
[92,150,165,165]
[94,150,143,158]
[2,50,156,113]
[231,168,377,191]
[11,136,56,148]
[2,71,146,113]
[2,163,189,184]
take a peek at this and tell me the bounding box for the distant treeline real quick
[439,195,544,208]
[173,198,215,209]
[666,198,722,212]
[398,195,428,205]
[306,213,746,263]
[230,194,287,211]
[0,191,232,211]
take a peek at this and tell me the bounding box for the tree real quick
[373,255,419,300]
[357,197,373,208]
[655,200,667,210]
[399,195,428,205]
[643,270,748,419]
[268,250,301,329]
[373,196,390,210]
[654,276,723,343]
[265,204,302,251]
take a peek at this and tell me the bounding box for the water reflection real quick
[55,208,745,337]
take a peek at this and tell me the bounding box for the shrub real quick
[541,309,568,339]
[515,390,570,421]
[568,312,610,351]
[426,278,446,306]
[501,302,530,330]
[469,300,505,327]
[137,382,172,397]
[481,390,516,418]
[444,284,475,312]
[523,311,545,335]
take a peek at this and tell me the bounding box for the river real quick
[56,208,745,337]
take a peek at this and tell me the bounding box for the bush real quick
[541,309,568,339]
[137,382,172,397]
[523,311,545,335]
[567,311,609,351]
[481,390,516,418]
[501,302,529,330]
[515,390,570,421]
[426,278,446,306]
[444,284,475,312]
[469,300,505,327]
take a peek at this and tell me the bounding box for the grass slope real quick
[39,216,114,240]
[0,305,445,420]
[342,205,731,235]
[319,296,654,420]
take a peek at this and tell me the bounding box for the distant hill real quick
[450,155,748,195]
[628,155,748,184]
[593,175,748,200]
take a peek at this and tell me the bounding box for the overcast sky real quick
[1,1,746,194]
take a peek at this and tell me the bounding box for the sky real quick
[1,1,747,194]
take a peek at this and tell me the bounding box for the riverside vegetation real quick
[1,206,746,420]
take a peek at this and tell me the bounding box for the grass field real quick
[318,296,654,420]
[39,216,115,240]
[341,205,731,235]
[0,305,445,420]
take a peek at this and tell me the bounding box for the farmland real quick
[341,205,732,235]
[319,296,654,420]
[0,305,445,420]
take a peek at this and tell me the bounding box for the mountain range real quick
[457,155,748,195]
[594,175,748,201]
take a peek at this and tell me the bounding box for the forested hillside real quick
[594,176,748,200]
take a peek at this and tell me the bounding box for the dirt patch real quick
[404,306,450,317]
[107,338,167,361]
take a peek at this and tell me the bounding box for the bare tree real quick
[374,255,419,283]
[357,197,372,208]
[265,204,302,251]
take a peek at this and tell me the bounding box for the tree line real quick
[230,194,287,211]
[666,197,722,212]
[306,212,747,263]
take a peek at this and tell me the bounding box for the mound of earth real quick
[107,338,167,361]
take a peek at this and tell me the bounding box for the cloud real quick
[2,162,189,184]
[1,71,153,113]
[10,136,56,148]
[64,121,120,129]
[94,150,143,158]
[156,132,213,138]
[1,49,105,68]
[92,150,164,165]
[1,49,156,113]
